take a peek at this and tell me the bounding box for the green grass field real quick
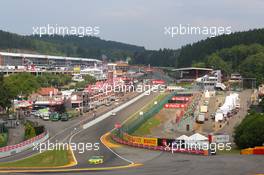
[123,92,168,127]
[216,147,241,155]
[133,116,161,136]
[0,149,70,168]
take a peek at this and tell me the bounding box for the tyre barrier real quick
[111,135,205,155]
[0,131,49,158]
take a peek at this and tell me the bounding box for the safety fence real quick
[121,92,175,134]
[175,93,201,132]
[111,91,205,155]
[111,132,205,155]
[0,131,49,158]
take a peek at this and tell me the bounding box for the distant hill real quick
[1,28,264,68]
[131,49,180,67]
[177,28,264,67]
[0,30,145,60]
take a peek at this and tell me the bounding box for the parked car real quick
[31,110,41,118]
[38,108,50,119]
[105,102,111,106]
[43,115,50,121]
[50,112,61,121]
[88,156,104,164]
[61,113,69,121]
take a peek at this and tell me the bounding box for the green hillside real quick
[0,30,145,60]
[177,28,264,67]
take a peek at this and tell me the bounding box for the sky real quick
[0,0,264,50]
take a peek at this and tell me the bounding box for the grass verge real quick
[123,92,168,127]
[133,116,161,136]
[216,147,241,155]
[0,149,70,168]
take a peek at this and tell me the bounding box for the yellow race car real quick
[88,156,104,164]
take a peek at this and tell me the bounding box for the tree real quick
[192,62,206,68]
[0,74,12,112]
[24,122,36,140]
[206,53,231,74]
[83,74,96,84]
[0,134,6,147]
[75,75,96,89]
[234,113,264,149]
[239,52,264,84]
[4,73,39,98]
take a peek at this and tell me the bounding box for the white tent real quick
[215,112,224,122]
[176,135,190,141]
[189,133,208,141]
[218,93,240,116]
[204,90,210,98]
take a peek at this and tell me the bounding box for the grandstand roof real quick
[0,52,102,63]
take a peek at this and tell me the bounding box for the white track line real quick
[69,91,151,165]
[100,135,134,164]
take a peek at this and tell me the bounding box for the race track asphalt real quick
[1,91,264,175]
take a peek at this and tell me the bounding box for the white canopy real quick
[176,135,190,140]
[189,133,208,141]
[218,93,240,115]
[204,90,210,98]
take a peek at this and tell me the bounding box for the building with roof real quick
[171,67,213,82]
[0,52,101,68]
[196,70,224,90]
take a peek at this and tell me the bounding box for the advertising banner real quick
[164,103,186,108]
[132,136,143,144]
[152,80,165,85]
[143,137,158,147]
[212,135,229,143]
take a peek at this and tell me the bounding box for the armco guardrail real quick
[0,131,49,158]
[111,134,205,155]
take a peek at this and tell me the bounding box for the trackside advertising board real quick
[212,135,230,143]
[164,103,186,108]
[122,133,158,146]
[143,138,158,147]
[152,80,165,84]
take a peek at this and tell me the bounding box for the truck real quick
[197,113,205,123]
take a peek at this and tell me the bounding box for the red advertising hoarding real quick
[152,79,165,85]
[164,103,186,108]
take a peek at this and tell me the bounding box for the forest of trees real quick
[1,29,264,67]
[177,28,264,67]
[1,29,264,83]
[130,28,264,68]
[131,49,180,67]
[0,30,145,61]
[192,44,264,83]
